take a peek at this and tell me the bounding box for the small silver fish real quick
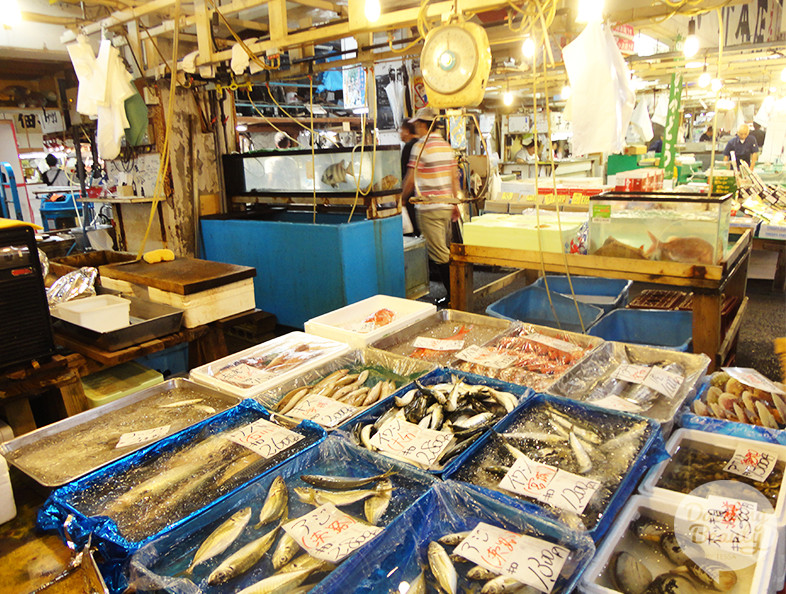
[271,530,301,570]
[503,431,564,444]
[235,568,312,594]
[158,398,204,408]
[365,479,393,524]
[569,432,593,474]
[467,565,498,581]
[299,469,394,490]
[278,552,334,574]
[438,531,471,546]
[186,507,251,574]
[256,476,288,528]
[321,160,354,188]
[295,481,388,507]
[428,541,457,594]
[207,524,280,585]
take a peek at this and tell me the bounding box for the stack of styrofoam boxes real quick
[0,419,16,524]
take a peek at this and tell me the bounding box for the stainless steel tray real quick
[52,296,184,351]
[0,378,240,487]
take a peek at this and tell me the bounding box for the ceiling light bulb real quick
[683,19,699,58]
[522,36,535,59]
[561,85,572,99]
[503,90,513,106]
[711,78,722,92]
[698,71,711,88]
[235,123,248,132]
[576,0,604,24]
[0,0,21,27]
[364,0,381,23]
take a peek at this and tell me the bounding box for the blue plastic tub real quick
[317,481,596,594]
[135,343,189,378]
[37,400,326,593]
[533,275,632,313]
[486,285,603,333]
[444,393,667,542]
[587,308,693,351]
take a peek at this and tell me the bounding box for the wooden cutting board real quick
[99,257,256,295]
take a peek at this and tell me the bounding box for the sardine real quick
[207,524,280,585]
[299,468,394,490]
[550,413,602,444]
[271,530,301,570]
[295,481,388,507]
[503,431,565,444]
[236,568,312,594]
[186,507,252,574]
[453,412,495,430]
[504,442,527,460]
[438,531,471,546]
[255,476,288,528]
[428,541,457,594]
[599,423,648,454]
[395,388,418,408]
[569,431,593,474]
[365,479,393,524]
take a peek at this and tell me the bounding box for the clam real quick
[644,573,698,594]
[773,393,786,425]
[610,551,652,594]
[732,403,747,424]
[707,401,726,420]
[717,393,738,413]
[725,378,744,397]
[742,392,757,415]
[756,401,780,429]
[693,400,710,416]
[660,532,690,566]
[706,385,722,404]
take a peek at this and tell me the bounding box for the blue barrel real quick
[533,275,632,313]
[588,308,693,351]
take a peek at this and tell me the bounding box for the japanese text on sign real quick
[455,522,570,594]
[499,455,600,514]
[589,395,643,413]
[524,333,581,354]
[287,395,357,428]
[368,417,453,468]
[215,363,271,387]
[613,364,683,400]
[703,496,760,558]
[724,444,779,482]
[722,368,786,396]
[115,425,171,449]
[412,336,465,351]
[226,418,304,459]
[283,503,382,562]
[455,345,518,370]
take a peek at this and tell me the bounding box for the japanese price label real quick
[454,522,570,594]
[412,336,465,351]
[226,418,304,459]
[368,417,453,468]
[589,395,643,413]
[455,345,518,370]
[115,425,171,449]
[724,444,779,482]
[613,364,683,400]
[215,363,271,387]
[722,368,785,396]
[523,333,581,354]
[287,395,357,428]
[283,503,382,562]
[613,364,651,384]
[703,496,760,558]
[499,455,601,514]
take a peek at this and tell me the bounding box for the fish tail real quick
[645,230,659,256]
[345,160,354,177]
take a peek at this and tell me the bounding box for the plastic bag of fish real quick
[314,481,595,594]
[446,394,665,541]
[344,369,530,474]
[548,342,709,426]
[128,436,435,594]
[453,324,600,392]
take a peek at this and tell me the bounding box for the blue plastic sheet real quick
[317,481,596,594]
[444,393,667,542]
[38,400,325,593]
[679,380,786,445]
[128,435,436,593]
[337,367,534,476]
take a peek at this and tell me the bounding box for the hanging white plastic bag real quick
[630,101,654,142]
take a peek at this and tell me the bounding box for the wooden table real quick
[449,231,753,371]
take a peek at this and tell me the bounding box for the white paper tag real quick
[454,522,570,594]
[613,363,651,384]
[226,418,304,458]
[523,333,581,354]
[369,417,454,468]
[283,503,383,562]
[215,363,271,387]
[412,336,465,351]
[287,395,358,428]
[643,367,684,400]
[455,345,518,370]
[703,495,760,558]
[589,395,643,413]
[115,425,171,449]
[355,321,378,334]
[724,444,780,482]
[499,455,601,514]
[722,368,785,395]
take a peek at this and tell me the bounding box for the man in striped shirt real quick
[402,106,460,306]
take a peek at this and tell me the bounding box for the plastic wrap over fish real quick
[46,266,98,306]
[548,341,709,430]
[444,393,667,542]
[38,248,49,278]
[320,481,595,594]
[128,436,435,594]
[38,400,325,593]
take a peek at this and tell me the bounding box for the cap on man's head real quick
[409,106,437,123]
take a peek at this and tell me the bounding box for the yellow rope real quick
[244,89,301,146]
[310,74,317,224]
[265,82,340,148]
[708,7,724,194]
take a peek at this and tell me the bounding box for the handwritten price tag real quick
[589,395,643,413]
[724,444,779,482]
[456,345,518,370]
[523,333,581,354]
[613,364,683,400]
[722,368,785,396]
[287,395,358,428]
[703,496,760,558]
[215,363,271,387]
[226,418,304,459]
[115,425,171,449]
[454,522,570,594]
[613,364,651,384]
[412,336,465,351]
[283,503,382,563]
[499,456,600,514]
[368,417,453,468]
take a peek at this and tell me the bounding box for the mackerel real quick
[235,568,312,594]
[186,507,251,574]
[207,524,280,585]
[255,476,288,528]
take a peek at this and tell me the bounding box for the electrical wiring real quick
[265,82,340,148]
[387,31,423,54]
[205,0,279,72]
[244,89,302,147]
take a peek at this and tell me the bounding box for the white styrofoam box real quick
[640,428,786,588]
[0,455,16,525]
[304,295,436,349]
[189,331,350,399]
[52,295,130,332]
[758,224,786,241]
[581,493,779,594]
[463,213,584,253]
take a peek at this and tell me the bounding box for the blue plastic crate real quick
[37,400,326,593]
[135,343,189,378]
[587,308,693,351]
[317,481,596,594]
[444,393,667,542]
[533,275,632,313]
[128,436,436,594]
[486,286,603,334]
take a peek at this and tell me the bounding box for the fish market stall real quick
[259,348,436,430]
[548,342,710,433]
[319,481,596,594]
[38,400,326,592]
[127,436,435,594]
[445,394,666,541]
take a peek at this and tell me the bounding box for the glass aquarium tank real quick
[224,145,402,197]
[588,191,732,265]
